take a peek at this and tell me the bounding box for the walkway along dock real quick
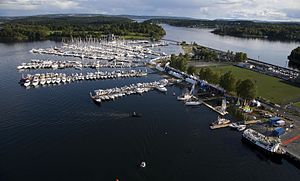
[202,101,227,116]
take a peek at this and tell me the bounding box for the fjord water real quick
[163,24,299,68]
[0,41,300,181]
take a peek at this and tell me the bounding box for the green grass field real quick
[207,65,300,104]
[293,102,300,108]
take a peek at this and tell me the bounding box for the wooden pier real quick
[202,101,227,116]
[209,123,230,130]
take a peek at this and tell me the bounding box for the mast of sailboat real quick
[190,83,195,95]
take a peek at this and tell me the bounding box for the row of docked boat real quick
[17,59,145,70]
[20,69,148,88]
[90,79,169,103]
[30,40,166,61]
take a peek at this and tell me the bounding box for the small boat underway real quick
[140,161,146,168]
[132,112,142,117]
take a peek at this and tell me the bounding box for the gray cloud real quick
[0,0,299,21]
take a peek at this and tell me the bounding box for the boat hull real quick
[241,136,285,157]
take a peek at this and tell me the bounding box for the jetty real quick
[209,123,230,130]
[20,69,147,88]
[90,79,169,103]
[17,59,145,70]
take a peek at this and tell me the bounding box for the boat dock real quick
[20,69,147,88]
[17,59,145,70]
[209,123,230,130]
[202,101,227,116]
[90,79,169,103]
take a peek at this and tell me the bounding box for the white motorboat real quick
[229,123,239,129]
[156,85,167,92]
[52,64,58,69]
[185,100,202,106]
[46,77,52,84]
[136,88,144,94]
[56,77,61,84]
[32,77,39,87]
[24,79,31,87]
[61,77,67,83]
[40,78,46,85]
[177,93,192,101]
[51,77,56,84]
[237,125,246,131]
[229,123,246,131]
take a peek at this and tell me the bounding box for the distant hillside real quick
[0,15,166,42]
[146,18,300,42]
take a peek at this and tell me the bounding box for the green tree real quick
[169,53,188,72]
[236,79,256,100]
[210,72,220,84]
[219,71,236,92]
[288,46,300,66]
[197,67,220,84]
[234,52,247,62]
[187,65,196,75]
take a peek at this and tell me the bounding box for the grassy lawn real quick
[293,102,300,108]
[207,65,300,104]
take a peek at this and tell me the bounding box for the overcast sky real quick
[0,0,300,21]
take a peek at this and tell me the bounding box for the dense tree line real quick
[169,53,189,72]
[197,67,256,100]
[193,47,218,61]
[146,18,300,42]
[288,47,300,68]
[234,52,247,62]
[0,16,166,42]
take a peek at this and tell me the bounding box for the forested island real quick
[146,19,300,42]
[0,15,166,42]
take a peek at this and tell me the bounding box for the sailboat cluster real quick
[17,59,145,70]
[90,79,169,103]
[30,39,167,61]
[20,69,147,88]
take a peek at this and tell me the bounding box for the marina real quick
[1,26,300,181]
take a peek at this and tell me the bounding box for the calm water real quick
[162,24,300,68]
[0,41,300,181]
